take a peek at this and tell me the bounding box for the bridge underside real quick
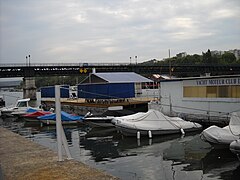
[0,64,240,78]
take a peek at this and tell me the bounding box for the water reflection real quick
[1,118,240,180]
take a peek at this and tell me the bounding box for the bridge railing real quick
[0,63,130,67]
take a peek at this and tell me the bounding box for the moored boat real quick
[84,108,135,128]
[200,112,240,145]
[23,110,53,122]
[112,109,202,137]
[0,98,32,117]
[38,111,83,125]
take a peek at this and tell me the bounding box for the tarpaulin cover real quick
[113,109,202,131]
[229,111,240,136]
[38,111,83,121]
[200,112,240,145]
[24,111,52,118]
[26,107,38,113]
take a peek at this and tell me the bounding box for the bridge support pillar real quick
[23,77,37,100]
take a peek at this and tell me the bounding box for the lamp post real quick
[130,57,132,64]
[168,49,171,78]
[28,55,31,66]
[135,56,138,64]
[26,56,28,66]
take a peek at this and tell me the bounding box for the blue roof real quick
[92,72,152,83]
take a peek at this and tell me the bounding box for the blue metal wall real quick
[41,85,70,98]
[78,83,135,99]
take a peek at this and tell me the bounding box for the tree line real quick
[141,49,239,66]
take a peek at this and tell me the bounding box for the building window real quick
[232,86,240,98]
[206,86,217,98]
[183,85,240,98]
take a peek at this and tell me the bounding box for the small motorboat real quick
[11,107,42,118]
[200,125,239,145]
[84,116,115,128]
[84,109,135,128]
[38,111,83,125]
[112,109,202,137]
[23,110,53,122]
[200,112,240,145]
[0,98,32,117]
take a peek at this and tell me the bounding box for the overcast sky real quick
[0,0,239,64]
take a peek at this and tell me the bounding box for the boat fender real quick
[148,130,152,139]
[137,131,140,139]
[180,128,185,135]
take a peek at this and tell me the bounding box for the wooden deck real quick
[41,97,156,108]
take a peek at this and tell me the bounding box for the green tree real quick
[221,52,236,64]
[202,49,212,64]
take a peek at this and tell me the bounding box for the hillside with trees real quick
[141,49,239,66]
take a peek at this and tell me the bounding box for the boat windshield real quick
[16,101,28,107]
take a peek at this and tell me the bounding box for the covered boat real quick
[38,111,83,125]
[200,112,240,145]
[112,109,202,136]
[23,110,52,122]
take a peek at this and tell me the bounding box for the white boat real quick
[84,116,115,128]
[0,98,32,117]
[112,109,202,137]
[83,108,135,128]
[200,112,240,145]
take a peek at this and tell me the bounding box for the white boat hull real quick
[84,117,114,128]
[115,124,201,136]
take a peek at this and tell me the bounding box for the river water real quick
[0,91,239,180]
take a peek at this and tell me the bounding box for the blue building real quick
[78,72,152,99]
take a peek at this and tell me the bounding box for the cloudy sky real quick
[0,0,239,64]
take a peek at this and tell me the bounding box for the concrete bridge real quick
[1,63,240,99]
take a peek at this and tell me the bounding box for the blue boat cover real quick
[26,107,38,113]
[38,111,83,121]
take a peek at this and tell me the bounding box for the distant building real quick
[176,52,187,58]
[210,50,225,56]
[211,49,240,60]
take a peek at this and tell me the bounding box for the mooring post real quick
[55,85,72,161]
[55,85,63,161]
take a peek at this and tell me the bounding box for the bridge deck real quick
[1,63,240,78]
